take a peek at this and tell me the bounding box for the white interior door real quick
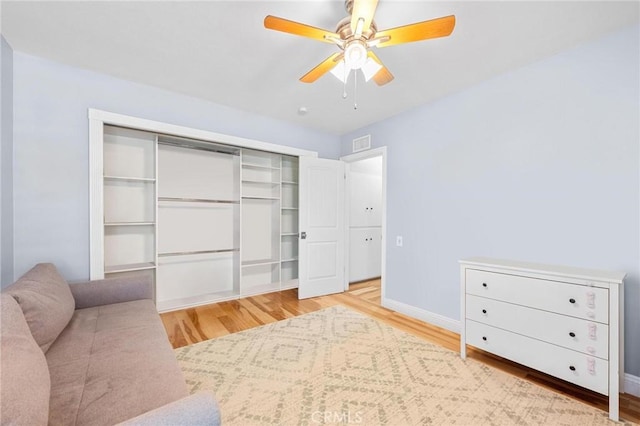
[298,157,345,299]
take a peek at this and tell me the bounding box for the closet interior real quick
[101,125,299,311]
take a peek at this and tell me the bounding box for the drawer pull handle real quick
[569,298,576,304]
[482,283,488,288]
[482,336,487,341]
[569,332,576,338]
[569,365,576,371]
[482,309,487,314]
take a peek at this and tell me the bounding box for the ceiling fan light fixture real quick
[361,57,383,82]
[344,41,368,69]
[330,56,381,84]
[329,60,350,83]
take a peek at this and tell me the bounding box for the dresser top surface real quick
[460,257,626,284]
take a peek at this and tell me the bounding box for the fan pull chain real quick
[353,69,358,110]
[342,62,348,99]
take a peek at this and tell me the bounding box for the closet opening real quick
[92,111,312,312]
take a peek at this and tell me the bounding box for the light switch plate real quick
[396,236,403,247]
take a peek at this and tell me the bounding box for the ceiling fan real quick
[264,0,456,86]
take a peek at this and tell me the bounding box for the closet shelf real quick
[242,179,280,185]
[104,222,155,227]
[156,289,241,313]
[242,163,280,171]
[281,233,298,237]
[281,181,298,185]
[105,262,156,274]
[281,207,298,210]
[158,197,240,204]
[242,196,279,200]
[242,259,280,267]
[104,175,156,182]
[281,257,298,263]
[158,248,239,257]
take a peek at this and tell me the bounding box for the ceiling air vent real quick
[352,135,371,153]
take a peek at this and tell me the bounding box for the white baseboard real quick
[381,297,640,398]
[625,373,640,397]
[382,297,461,334]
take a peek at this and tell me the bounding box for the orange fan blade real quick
[367,51,394,86]
[375,15,455,48]
[350,0,379,37]
[300,52,344,83]
[264,15,339,43]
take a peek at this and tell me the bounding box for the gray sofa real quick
[1,263,220,425]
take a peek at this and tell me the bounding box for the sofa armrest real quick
[117,393,221,426]
[69,275,153,309]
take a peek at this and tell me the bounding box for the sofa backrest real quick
[4,263,75,352]
[0,293,51,425]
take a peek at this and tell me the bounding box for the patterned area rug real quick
[176,305,631,425]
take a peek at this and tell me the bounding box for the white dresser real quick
[459,257,625,421]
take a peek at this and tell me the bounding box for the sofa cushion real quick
[46,299,189,426]
[0,293,51,425]
[6,263,75,352]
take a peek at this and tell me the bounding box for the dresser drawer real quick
[466,320,609,395]
[466,295,608,359]
[466,269,608,323]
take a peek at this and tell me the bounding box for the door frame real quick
[340,146,387,300]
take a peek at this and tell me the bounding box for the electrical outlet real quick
[396,236,403,247]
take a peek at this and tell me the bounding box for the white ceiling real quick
[1,1,638,135]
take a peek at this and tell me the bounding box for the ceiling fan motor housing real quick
[336,16,377,42]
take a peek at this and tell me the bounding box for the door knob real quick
[300,232,307,240]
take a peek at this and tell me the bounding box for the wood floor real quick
[160,279,640,423]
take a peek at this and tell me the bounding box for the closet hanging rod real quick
[158,249,239,257]
[157,139,240,156]
[158,197,239,204]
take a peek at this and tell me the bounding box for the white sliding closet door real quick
[298,157,345,299]
[156,143,240,310]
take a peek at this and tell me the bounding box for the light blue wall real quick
[12,52,340,282]
[0,36,14,288]
[341,25,640,375]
